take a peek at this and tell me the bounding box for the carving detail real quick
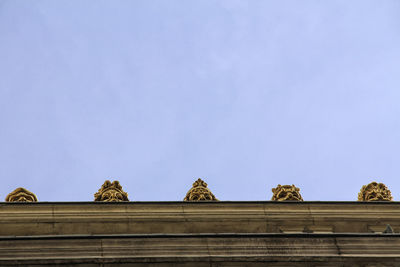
[94,180,129,202]
[184,178,218,201]
[271,184,303,201]
[5,187,38,202]
[358,182,392,201]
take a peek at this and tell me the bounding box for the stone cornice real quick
[1,234,400,265]
[1,202,400,236]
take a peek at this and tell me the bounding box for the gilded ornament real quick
[94,180,129,202]
[184,178,218,201]
[358,182,392,201]
[5,187,38,202]
[271,184,303,201]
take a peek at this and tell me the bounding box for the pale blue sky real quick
[1,0,400,201]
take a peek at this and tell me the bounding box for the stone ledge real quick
[1,234,400,266]
[1,202,400,235]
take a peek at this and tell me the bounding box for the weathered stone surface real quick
[1,202,400,236]
[0,234,400,266]
[1,202,400,266]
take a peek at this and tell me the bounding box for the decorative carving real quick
[5,187,38,202]
[358,182,392,201]
[383,224,394,234]
[271,184,303,201]
[184,178,218,201]
[94,180,129,202]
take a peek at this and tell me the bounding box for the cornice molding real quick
[0,235,400,265]
[1,202,400,236]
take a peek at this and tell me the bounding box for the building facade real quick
[0,180,399,266]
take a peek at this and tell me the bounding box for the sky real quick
[0,0,400,201]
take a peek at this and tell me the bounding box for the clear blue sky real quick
[1,0,400,201]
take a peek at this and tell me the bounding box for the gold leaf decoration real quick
[184,178,218,201]
[94,180,129,202]
[271,184,303,201]
[5,187,38,202]
[358,182,393,201]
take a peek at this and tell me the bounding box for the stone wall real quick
[1,202,400,266]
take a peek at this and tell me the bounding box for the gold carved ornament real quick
[184,178,218,201]
[271,184,303,201]
[94,180,129,202]
[358,182,393,201]
[5,187,38,202]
